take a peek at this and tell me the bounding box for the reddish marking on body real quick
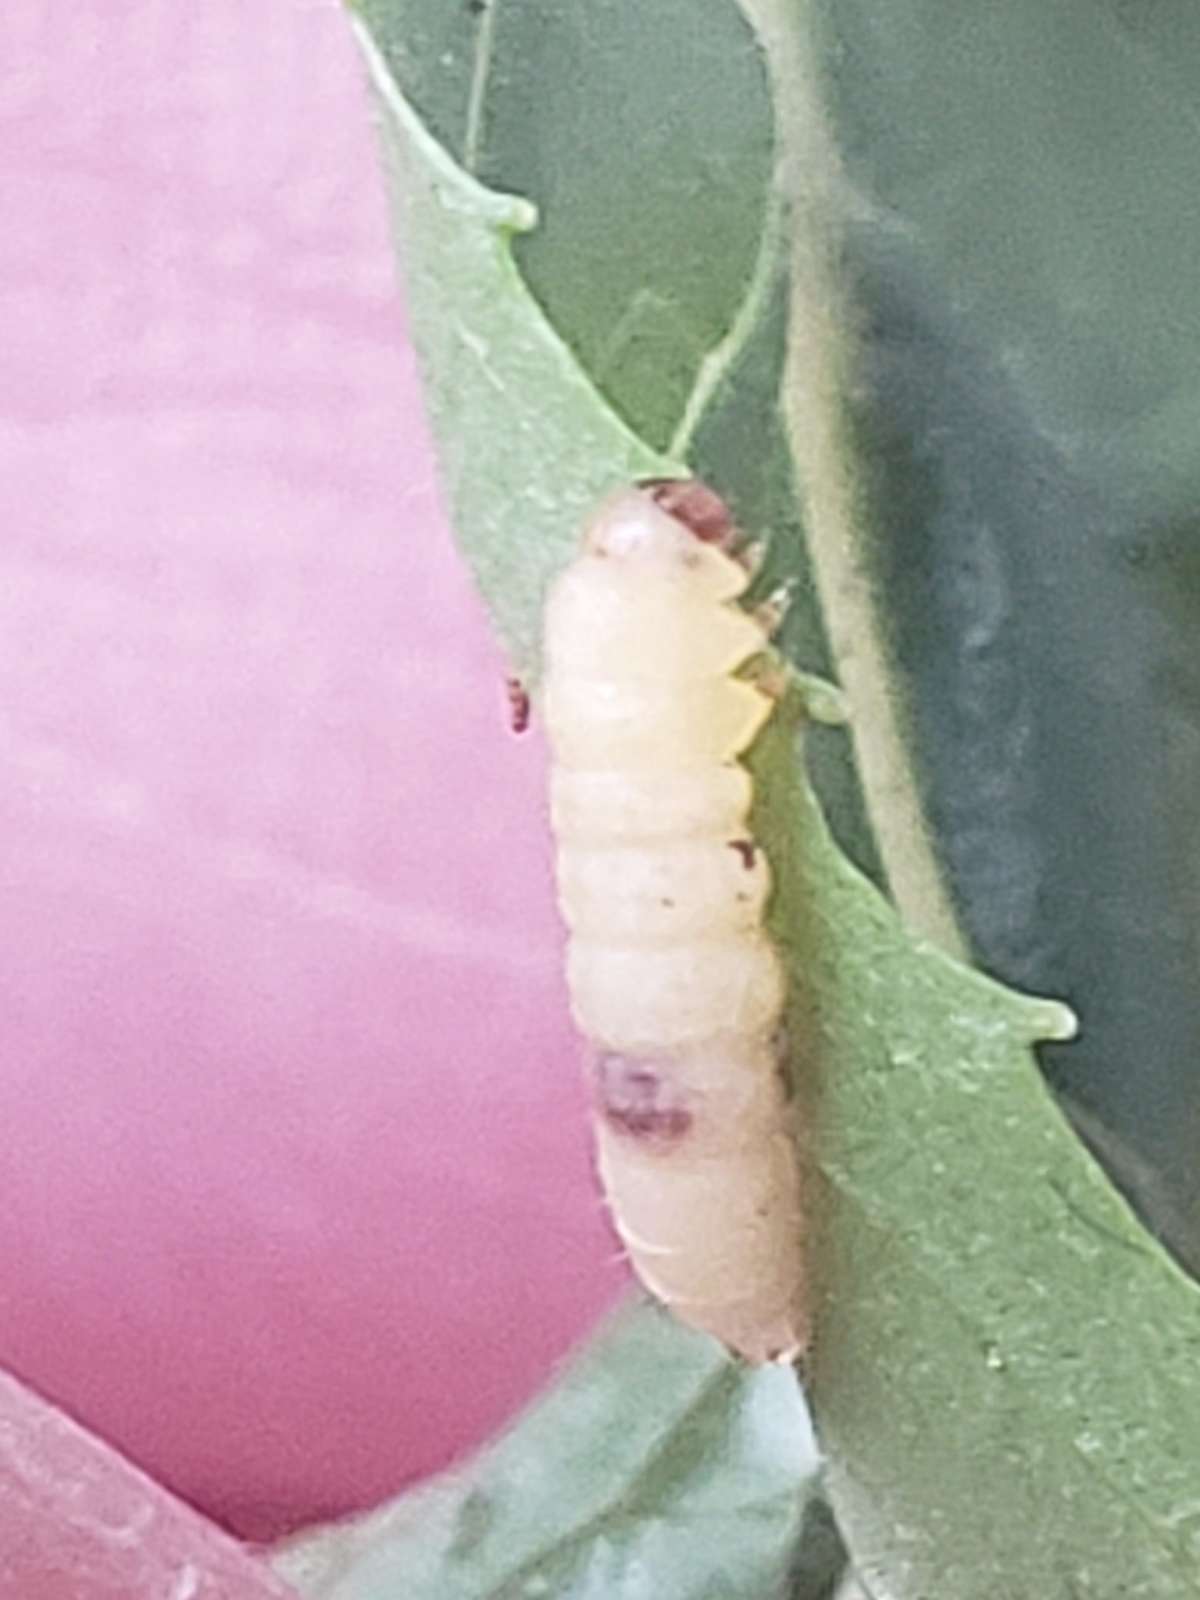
[593,1052,693,1147]
[506,677,531,735]
[728,838,758,871]
[638,477,738,551]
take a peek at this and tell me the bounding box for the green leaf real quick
[346,3,1200,1594]
[754,712,1200,1598]
[352,19,664,673]
[273,1301,816,1599]
[353,0,773,455]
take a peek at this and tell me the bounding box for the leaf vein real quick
[463,0,499,174]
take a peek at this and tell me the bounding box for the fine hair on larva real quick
[542,477,806,1364]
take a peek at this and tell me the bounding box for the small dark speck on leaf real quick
[983,1342,1006,1372]
[445,1487,495,1558]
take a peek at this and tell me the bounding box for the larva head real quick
[638,478,738,548]
[581,480,751,603]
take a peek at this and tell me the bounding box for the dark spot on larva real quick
[728,838,758,871]
[593,1052,693,1147]
[660,897,675,908]
[505,677,531,735]
[466,0,488,13]
[638,477,738,551]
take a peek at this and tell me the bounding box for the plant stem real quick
[737,0,968,961]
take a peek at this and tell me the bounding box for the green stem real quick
[737,0,968,962]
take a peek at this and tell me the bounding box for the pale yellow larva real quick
[543,478,807,1365]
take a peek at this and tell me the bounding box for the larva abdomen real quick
[557,836,772,944]
[549,764,754,844]
[546,566,765,680]
[597,1129,801,1290]
[543,480,807,1364]
[593,1036,788,1153]
[542,676,772,772]
[568,938,785,1052]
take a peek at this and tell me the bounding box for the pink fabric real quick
[0,0,622,1545]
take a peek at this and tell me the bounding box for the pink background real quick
[0,0,621,1545]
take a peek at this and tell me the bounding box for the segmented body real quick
[542,480,806,1363]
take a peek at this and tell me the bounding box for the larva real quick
[542,478,806,1364]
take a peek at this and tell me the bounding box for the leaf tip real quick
[1029,995,1078,1044]
[794,671,849,726]
[350,13,538,240]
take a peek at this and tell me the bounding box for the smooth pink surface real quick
[0,0,623,1545]
[0,1369,299,1599]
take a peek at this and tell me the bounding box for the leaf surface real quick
[275,1303,815,1599]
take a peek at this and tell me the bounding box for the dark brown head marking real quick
[593,1052,693,1148]
[728,838,758,871]
[505,677,531,735]
[637,477,738,552]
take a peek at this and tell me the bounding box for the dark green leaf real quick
[810,0,1200,1259]
[353,21,663,671]
[354,0,773,453]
